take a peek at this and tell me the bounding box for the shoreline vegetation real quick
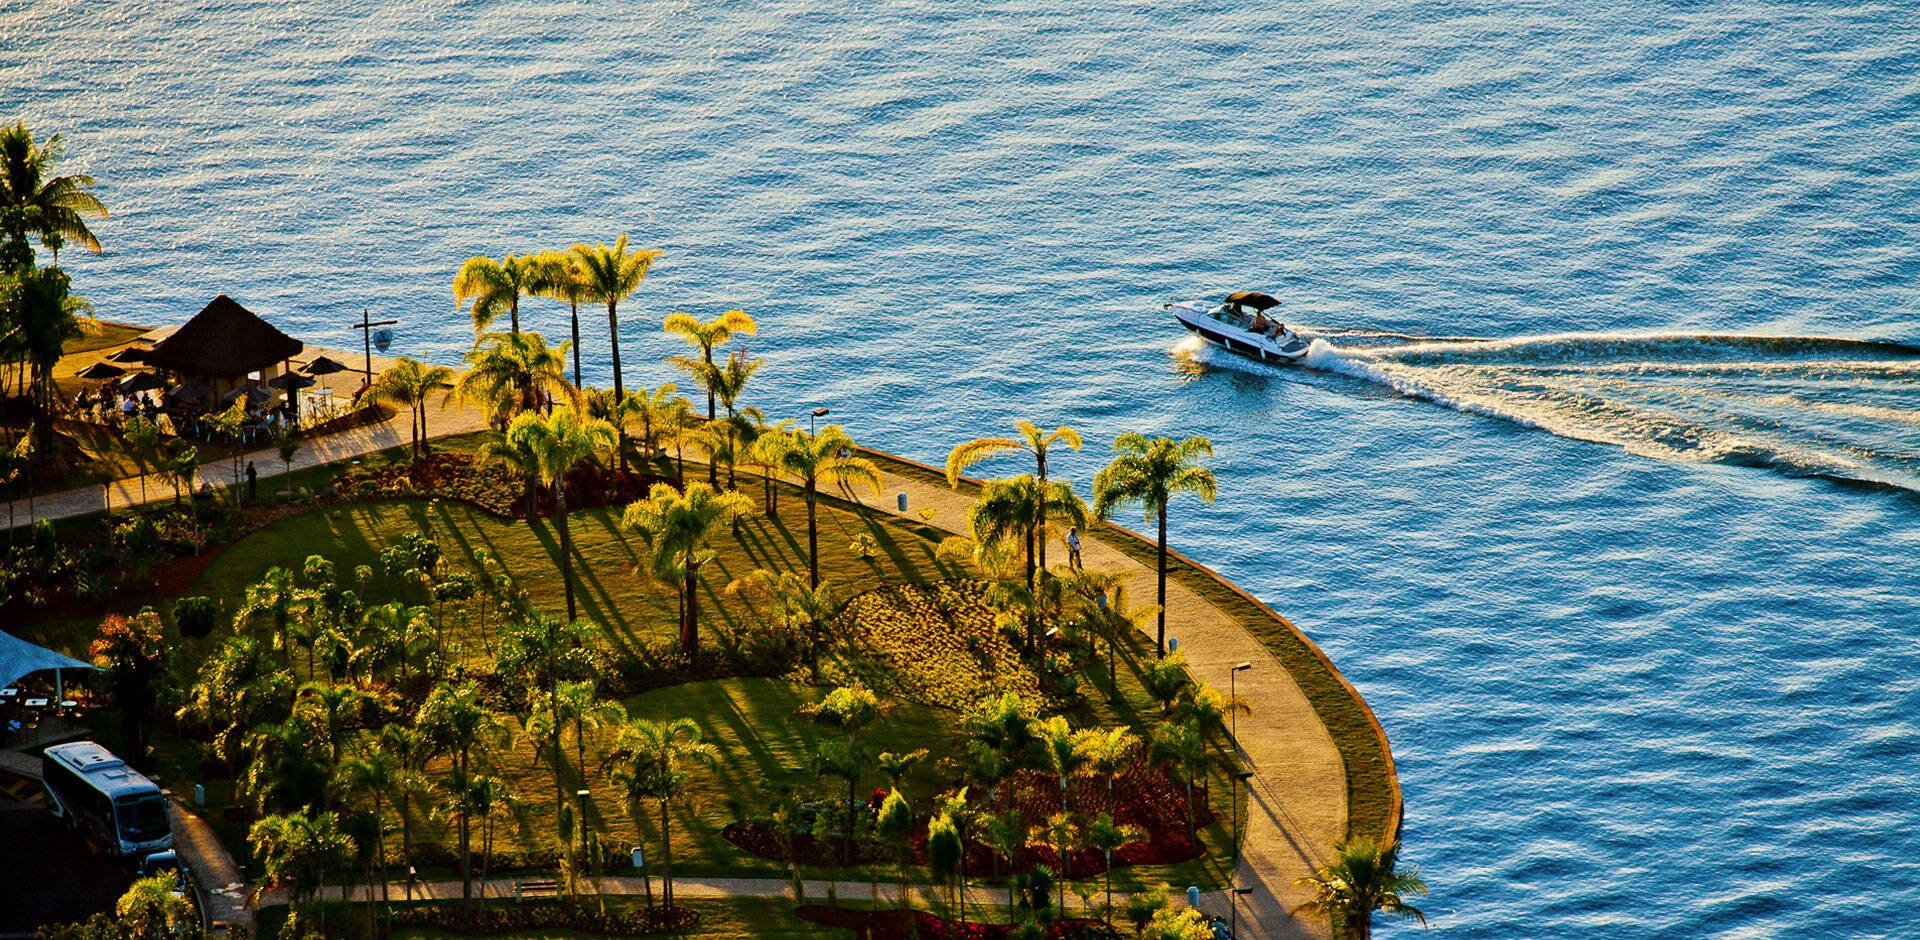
[3,121,1420,940]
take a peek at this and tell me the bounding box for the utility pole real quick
[348,308,399,397]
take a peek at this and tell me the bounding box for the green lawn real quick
[261,896,851,939]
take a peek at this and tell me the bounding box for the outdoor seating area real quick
[57,296,369,446]
[0,630,96,750]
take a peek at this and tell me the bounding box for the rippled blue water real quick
[9,1,1920,934]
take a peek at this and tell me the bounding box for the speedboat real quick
[1168,291,1312,364]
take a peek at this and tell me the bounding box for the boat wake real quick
[1190,329,1920,491]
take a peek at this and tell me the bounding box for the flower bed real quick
[387,900,697,936]
[823,582,1069,712]
[725,759,1212,875]
[333,452,661,520]
[796,905,1118,938]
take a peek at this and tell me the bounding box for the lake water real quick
[8,1,1919,935]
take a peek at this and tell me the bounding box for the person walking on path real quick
[1067,527,1083,569]
[245,461,257,501]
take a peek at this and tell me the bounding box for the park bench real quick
[513,880,561,902]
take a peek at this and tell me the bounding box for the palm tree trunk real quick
[607,300,627,472]
[660,798,674,908]
[1156,504,1168,653]
[509,296,520,335]
[682,554,700,660]
[558,484,577,622]
[569,300,582,388]
[806,479,820,588]
[399,792,414,900]
[1035,451,1048,573]
[459,750,473,901]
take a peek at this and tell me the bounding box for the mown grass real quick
[261,896,848,939]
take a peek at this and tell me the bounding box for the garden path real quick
[5,392,486,528]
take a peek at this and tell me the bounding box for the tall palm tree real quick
[0,122,107,267]
[570,235,660,426]
[801,685,883,863]
[662,308,755,423]
[375,723,434,900]
[1031,715,1088,803]
[620,480,756,660]
[416,681,510,901]
[630,383,691,470]
[1092,433,1217,653]
[369,357,455,460]
[1294,836,1429,940]
[602,717,718,909]
[946,421,1082,572]
[453,253,541,335]
[752,425,881,588]
[531,250,593,387]
[553,680,625,796]
[476,405,615,621]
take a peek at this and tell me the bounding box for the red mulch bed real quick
[796,906,1117,939]
[388,901,696,936]
[726,760,1215,877]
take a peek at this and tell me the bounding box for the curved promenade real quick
[853,451,1402,939]
[11,335,1399,936]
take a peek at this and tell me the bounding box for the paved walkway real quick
[166,799,252,936]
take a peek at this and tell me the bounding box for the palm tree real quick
[375,723,434,900]
[531,250,593,386]
[476,404,615,621]
[455,330,576,426]
[724,569,838,678]
[571,236,660,433]
[1294,836,1429,940]
[968,474,1086,645]
[1141,652,1195,717]
[1065,571,1157,700]
[416,681,510,901]
[630,383,691,471]
[124,413,160,504]
[1092,433,1217,652]
[552,679,625,805]
[0,122,107,267]
[960,692,1036,809]
[1074,725,1138,803]
[1031,715,1088,804]
[946,421,1082,572]
[369,357,455,461]
[752,425,881,588]
[704,351,764,488]
[801,685,883,863]
[1028,811,1082,891]
[297,680,372,765]
[453,253,542,335]
[1087,812,1145,917]
[662,308,755,424]
[248,810,352,928]
[2,263,95,447]
[620,480,757,660]
[603,717,718,909]
[1149,718,1211,840]
[333,744,403,909]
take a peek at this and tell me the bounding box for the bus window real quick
[116,794,170,844]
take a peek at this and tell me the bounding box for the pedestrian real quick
[245,460,257,501]
[1067,527,1083,569]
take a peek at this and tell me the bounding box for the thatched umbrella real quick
[119,372,167,394]
[302,355,352,376]
[76,362,126,380]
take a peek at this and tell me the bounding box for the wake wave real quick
[1199,329,1920,492]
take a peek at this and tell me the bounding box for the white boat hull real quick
[1169,300,1311,365]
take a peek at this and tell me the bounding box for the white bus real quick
[42,741,174,865]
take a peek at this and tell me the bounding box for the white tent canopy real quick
[0,629,94,690]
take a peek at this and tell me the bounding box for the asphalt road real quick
[0,800,132,937]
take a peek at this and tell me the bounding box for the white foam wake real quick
[1197,329,1920,491]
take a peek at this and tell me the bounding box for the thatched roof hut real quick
[144,295,303,379]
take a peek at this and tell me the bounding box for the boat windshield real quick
[116,794,169,843]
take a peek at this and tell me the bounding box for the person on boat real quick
[1250,311,1271,333]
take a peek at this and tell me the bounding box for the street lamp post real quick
[575,788,591,893]
[1229,661,1253,937]
[809,407,829,436]
[347,307,398,396]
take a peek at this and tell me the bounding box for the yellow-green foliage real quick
[821,582,1045,711]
